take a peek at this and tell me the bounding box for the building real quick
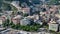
[20,17,31,25]
[27,14,39,22]
[40,12,46,16]
[49,23,58,32]
[55,14,60,18]
[49,19,56,24]
[11,1,19,8]
[58,9,60,14]
[21,2,28,8]
[0,18,3,27]
[49,5,58,14]
[12,15,23,25]
[11,1,21,10]
[0,19,2,25]
[22,7,30,14]
[33,14,39,22]
[4,11,13,15]
[1,15,7,22]
[35,20,43,25]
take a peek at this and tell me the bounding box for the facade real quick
[11,1,20,8]
[33,14,39,22]
[12,15,23,25]
[1,15,7,22]
[4,11,13,15]
[20,17,31,25]
[49,19,56,24]
[55,14,60,18]
[35,20,43,25]
[11,1,21,10]
[22,7,30,14]
[58,10,60,14]
[49,23,58,31]
[1,0,60,33]
[0,18,3,25]
[27,14,39,22]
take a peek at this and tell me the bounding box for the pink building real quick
[12,15,23,25]
[1,15,7,22]
[22,7,30,14]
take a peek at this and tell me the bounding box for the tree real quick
[1,3,12,11]
[2,19,10,28]
[6,19,10,26]
[2,22,6,27]
[2,19,41,31]
[15,24,20,30]
[11,24,15,29]
[23,13,29,17]
[4,0,11,1]
[48,0,60,5]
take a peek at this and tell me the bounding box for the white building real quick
[20,17,31,25]
[49,23,58,31]
[0,18,3,25]
[35,20,43,25]
[11,1,21,10]
[11,1,19,7]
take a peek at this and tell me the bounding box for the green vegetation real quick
[2,19,41,31]
[0,2,17,15]
[2,19,10,28]
[23,13,29,17]
[5,0,13,1]
[48,0,60,5]
[49,30,60,34]
[49,30,57,34]
[11,23,41,31]
[10,4,18,13]
[13,23,41,31]
[43,25,49,29]
[0,1,18,14]
[58,32,60,34]
[1,3,12,11]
